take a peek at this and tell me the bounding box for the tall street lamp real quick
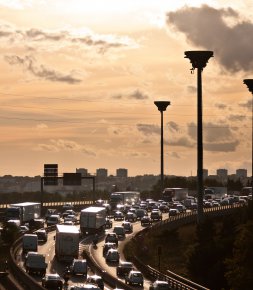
[154,101,171,194]
[185,50,213,224]
[243,79,253,182]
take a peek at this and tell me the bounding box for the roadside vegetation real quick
[124,202,253,290]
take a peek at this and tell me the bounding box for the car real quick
[141,215,152,226]
[121,221,133,233]
[113,226,126,238]
[176,204,186,213]
[70,285,100,290]
[64,214,77,224]
[150,210,162,221]
[103,242,117,256]
[19,225,29,234]
[63,220,74,225]
[105,217,112,228]
[116,261,134,276]
[87,274,104,290]
[105,233,118,246]
[70,259,87,277]
[29,218,45,230]
[46,214,61,227]
[62,203,74,211]
[114,211,124,221]
[42,273,63,290]
[149,280,170,290]
[125,212,137,222]
[136,209,147,219]
[168,208,179,216]
[125,270,144,287]
[35,229,48,242]
[105,248,120,263]
[62,209,76,218]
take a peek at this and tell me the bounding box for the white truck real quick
[80,207,106,235]
[204,187,227,199]
[55,225,80,262]
[5,202,41,224]
[162,188,189,202]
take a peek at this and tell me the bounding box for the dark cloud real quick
[228,114,246,122]
[205,140,239,152]
[25,28,66,41]
[168,121,180,132]
[167,5,253,72]
[215,103,227,109]
[4,55,81,84]
[187,121,234,142]
[136,124,160,136]
[112,89,149,100]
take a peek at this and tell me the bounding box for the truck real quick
[25,252,47,276]
[162,188,189,202]
[5,202,41,224]
[109,191,140,211]
[23,234,38,254]
[80,206,106,235]
[55,224,80,262]
[204,187,227,199]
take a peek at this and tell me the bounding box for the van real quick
[23,234,38,254]
[25,251,47,276]
[46,214,61,227]
[70,259,87,277]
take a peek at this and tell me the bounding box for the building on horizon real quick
[96,168,108,178]
[76,168,88,176]
[217,169,228,179]
[203,169,208,180]
[116,168,128,178]
[236,169,247,178]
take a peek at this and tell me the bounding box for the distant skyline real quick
[0,0,252,177]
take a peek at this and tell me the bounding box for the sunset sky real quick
[0,0,252,177]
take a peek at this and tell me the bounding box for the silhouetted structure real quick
[243,79,253,182]
[185,51,213,223]
[154,101,171,194]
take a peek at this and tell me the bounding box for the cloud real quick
[136,124,160,136]
[35,139,96,156]
[215,103,227,110]
[228,114,246,122]
[239,99,252,111]
[205,140,239,152]
[187,121,235,142]
[167,5,253,72]
[112,89,149,100]
[170,152,181,159]
[36,123,48,129]
[187,85,197,93]
[4,55,82,84]
[0,24,136,53]
[168,121,180,132]
[169,136,195,148]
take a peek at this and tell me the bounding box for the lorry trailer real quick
[80,206,106,235]
[55,224,80,262]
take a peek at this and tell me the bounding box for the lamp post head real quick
[154,101,171,112]
[243,79,253,95]
[185,50,213,70]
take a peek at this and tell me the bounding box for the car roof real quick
[45,273,61,279]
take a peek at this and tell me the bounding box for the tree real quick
[225,221,253,290]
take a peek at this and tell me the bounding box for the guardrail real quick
[130,204,243,290]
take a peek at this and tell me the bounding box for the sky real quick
[0,0,252,177]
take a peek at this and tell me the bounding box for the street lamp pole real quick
[184,51,213,224]
[243,79,253,183]
[154,101,171,194]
